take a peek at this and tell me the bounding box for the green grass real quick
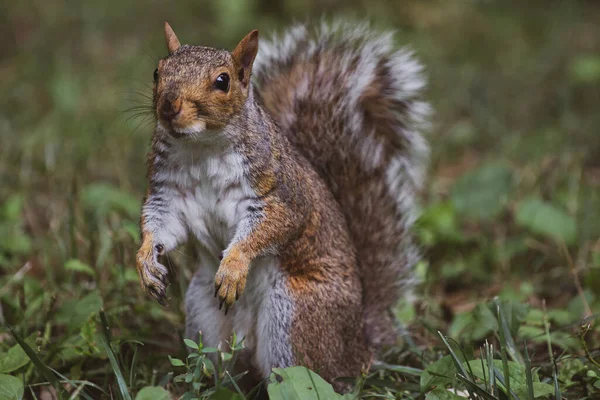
[1,0,600,399]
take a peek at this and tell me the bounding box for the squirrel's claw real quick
[214,254,249,314]
[143,268,168,305]
[136,244,169,306]
[149,285,167,306]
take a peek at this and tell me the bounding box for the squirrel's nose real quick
[158,93,182,121]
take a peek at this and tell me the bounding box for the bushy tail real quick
[253,21,430,348]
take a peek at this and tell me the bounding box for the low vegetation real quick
[1,0,599,399]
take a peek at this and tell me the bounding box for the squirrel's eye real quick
[214,73,230,92]
[153,68,158,82]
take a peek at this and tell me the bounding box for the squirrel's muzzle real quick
[158,92,182,122]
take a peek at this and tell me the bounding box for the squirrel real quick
[136,21,429,390]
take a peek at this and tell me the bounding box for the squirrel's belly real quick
[178,150,257,259]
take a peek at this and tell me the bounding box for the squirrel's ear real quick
[164,22,181,54]
[232,30,259,87]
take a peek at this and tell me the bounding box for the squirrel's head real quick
[153,22,259,138]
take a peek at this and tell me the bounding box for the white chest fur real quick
[160,139,256,259]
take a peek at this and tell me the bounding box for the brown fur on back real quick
[254,22,430,348]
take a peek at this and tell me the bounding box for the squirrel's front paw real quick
[214,251,250,314]
[136,241,169,306]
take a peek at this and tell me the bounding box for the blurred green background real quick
[0,0,599,398]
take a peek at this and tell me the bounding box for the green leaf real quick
[519,325,578,350]
[80,316,100,354]
[451,163,513,221]
[0,195,24,223]
[55,290,103,331]
[0,374,24,400]
[51,69,82,115]
[425,388,465,400]
[267,366,343,399]
[448,303,498,341]
[168,356,185,367]
[135,386,171,400]
[418,201,464,245]
[570,55,600,83]
[201,347,218,353]
[64,259,96,276]
[81,182,140,219]
[516,197,576,245]
[98,312,132,400]
[421,356,456,392]
[375,362,422,376]
[532,382,555,398]
[0,195,32,255]
[183,339,198,350]
[0,343,29,374]
[557,358,586,388]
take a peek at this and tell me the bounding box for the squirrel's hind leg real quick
[285,265,372,391]
[185,264,232,350]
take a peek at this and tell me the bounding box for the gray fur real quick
[253,21,430,348]
[185,256,294,379]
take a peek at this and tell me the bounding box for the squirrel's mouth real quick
[159,120,208,138]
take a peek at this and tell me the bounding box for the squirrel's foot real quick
[214,251,250,314]
[136,240,169,306]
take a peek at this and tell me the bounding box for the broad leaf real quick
[0,374,24,400]
[81,182,140,219]
[55,290,103,331]
[516,197,576,245]
[65,259,96,276]
[0,343,29,374]
[570,55,600,83]
[451,163,513,221]
[421,356,456,392]
[267,366,343,400]
[135,386,171,400]
[425,388,466,400]
[448,304,498,342]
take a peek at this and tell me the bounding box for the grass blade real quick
[129,344,139,388]
[492,366,519,400]
[524,341,534,400]
[479,350,488,392]
[456,373,498,400]
[552,361,561,400]
[496,304,512,400]
[224,370,247,398]
[542,301,561,400]
[437,331,476,400]
[7,325,68,399]
[372,362,423,376]
[486,341,496,397]
[98,311,132,400]
[496,299,523,364]
[49,367,105,400]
